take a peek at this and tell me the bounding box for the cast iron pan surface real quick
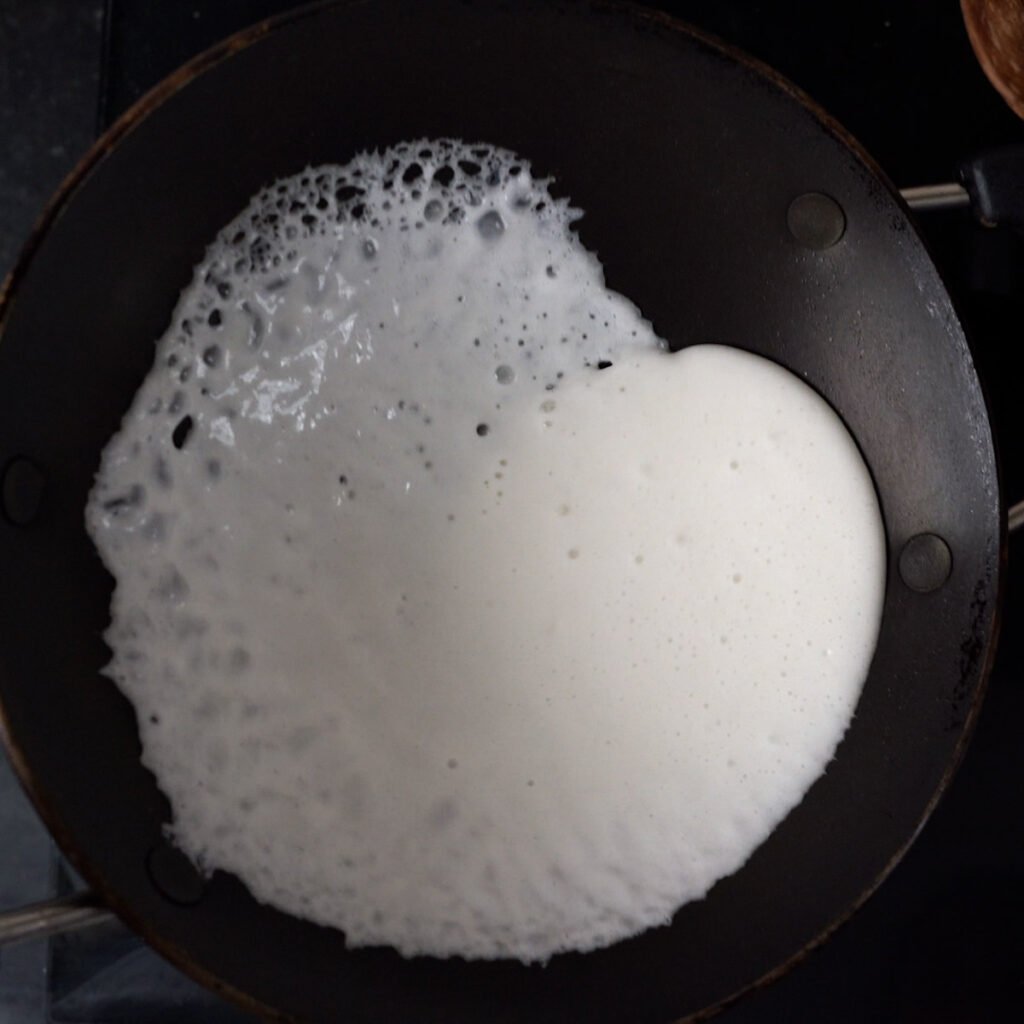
[0,1,1002,1021]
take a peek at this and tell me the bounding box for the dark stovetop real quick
[3,1,1024,1021]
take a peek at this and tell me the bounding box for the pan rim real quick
[0,2,1005,1021]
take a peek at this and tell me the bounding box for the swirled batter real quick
[87,140,885,962]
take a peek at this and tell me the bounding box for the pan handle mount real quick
[901,145,1024,227]
[959,146,1024,231]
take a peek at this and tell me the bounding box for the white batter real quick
[86,139,886,962]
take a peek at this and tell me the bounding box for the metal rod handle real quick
[900,183,971,212]
[0,892,116,948]
[1009,500,1024,535]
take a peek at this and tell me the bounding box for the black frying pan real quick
[0,1,1003,1021]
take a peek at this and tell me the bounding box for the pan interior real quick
[84,138,887,964]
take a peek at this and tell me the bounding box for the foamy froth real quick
[87,139,885,962]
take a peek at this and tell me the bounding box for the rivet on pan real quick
[1,457,46,526]
[787,192,846,250]
[145,841,206,906]
[898,533,953,593]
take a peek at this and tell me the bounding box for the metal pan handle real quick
[902,145,1024,225]
[1008,502,1024,534]
[0,892,114,947]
